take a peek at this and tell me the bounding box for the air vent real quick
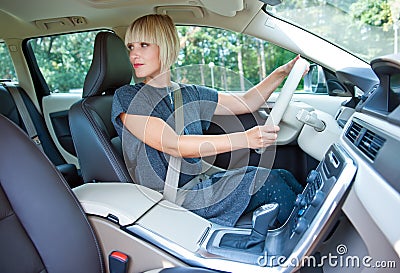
[345,121,386,161]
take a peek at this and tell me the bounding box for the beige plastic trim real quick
[334,106,355,122]
[136,200,211,253]
[35,17,74,30]
[155,6,204,18]
[343,190,400,261]
[297,110,341,161]
[5,39,39,111]
[85,0,243,17]
[89,216,185,273]
[259,101,314,145]
[292,93,349,117]
[200,0,244,17]
[341,112,400,258]
[42,93,82,166]
[73,183,163,226]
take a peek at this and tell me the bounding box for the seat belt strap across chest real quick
[5,82,44,152]
[163,82,184,203]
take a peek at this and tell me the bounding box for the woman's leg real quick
[243,169,303,225]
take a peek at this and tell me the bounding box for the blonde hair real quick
[125,14,180,73]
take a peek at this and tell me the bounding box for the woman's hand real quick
[244,124,280,149]
[280,55,310,77]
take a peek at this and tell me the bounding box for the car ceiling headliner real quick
[0,0,263,39]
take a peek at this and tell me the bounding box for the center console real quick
[74,143,356,273]
[204,144,356,270]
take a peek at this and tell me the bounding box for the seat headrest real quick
[83,31,132,98]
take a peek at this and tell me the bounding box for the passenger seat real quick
[0,83,82,188]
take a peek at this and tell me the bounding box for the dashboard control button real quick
[294,218,309,235]
[311,190,326,207]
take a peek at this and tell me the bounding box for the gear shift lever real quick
[251,203,280,237]
[220,203,280,250]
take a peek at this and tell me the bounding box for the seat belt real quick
[5,82,44,152]
[163,82,184,203]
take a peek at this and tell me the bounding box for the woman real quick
[112,14,304,227]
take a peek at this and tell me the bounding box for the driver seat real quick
[69,31,133,183]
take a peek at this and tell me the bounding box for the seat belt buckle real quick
[109,251,129,273]
[31,135,41,145]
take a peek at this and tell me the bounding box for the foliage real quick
[175,26,296,91]
[349,0,392,31]
[3,28,296,93]
[0,43,17,81]
[268,0,397,61]
[29,31,100,93]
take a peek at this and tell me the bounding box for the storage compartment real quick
[133,200,211,252]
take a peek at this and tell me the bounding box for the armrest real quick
[73,183,163,225]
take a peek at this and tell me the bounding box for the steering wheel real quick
[256,58,309,154]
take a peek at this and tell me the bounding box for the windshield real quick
[266,0,399,62]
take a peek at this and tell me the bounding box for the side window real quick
[0,43,17,81]
[175,26,325,93]
[28,30,104,94]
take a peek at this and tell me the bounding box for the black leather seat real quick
[69,31,133,183]
[0,114,220,273]
[0,114,104,272]
[0,84,82,187]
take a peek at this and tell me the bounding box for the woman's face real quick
[127,42,161,80]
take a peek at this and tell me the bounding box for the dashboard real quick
[343,54,400,194]
[337,54,400,260]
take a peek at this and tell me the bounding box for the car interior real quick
[0,0,400,272]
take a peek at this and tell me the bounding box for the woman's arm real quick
[214,55,303,115]
[120,112,279,158]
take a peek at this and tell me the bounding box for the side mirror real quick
[304,64,328,93]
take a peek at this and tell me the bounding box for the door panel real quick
[42,93,81,167]
[49,110,76,156]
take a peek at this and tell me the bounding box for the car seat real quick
[0,113,104,272]
[0,83,82,187]
[0,114,219,273]
[69,31,133,183]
